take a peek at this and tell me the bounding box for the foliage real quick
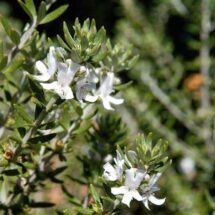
[116,0,215,214]
[0,0,169,215]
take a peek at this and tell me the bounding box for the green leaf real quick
[40,5,68,24]
[82,18,90,33]
[205,190,215,209]
[73,121,91,135]
[70,99,83,116]
[59,108,70,130]
[3,53,25,75]
[49,166,67,176]
[128,55,139,69]
[28,77,46,104]
[14,104,34,127]
[37,1,46,23]
[114,81,133,90]
[90,184,100,204]
[18,0,34,20]
[75,207,94,215]
[0,16,11,36]
[0,41,3,60]
[67,175,87,185]
[0,18,20,45]
[63,22,76,48]
[10,29,20,45]
[25,0,37,17]
[94,27,106,44]
[0,56,8,71]
[57,35,70,50]
[2,169,20,176]
[101,196,115,212]
[28,133,56,144]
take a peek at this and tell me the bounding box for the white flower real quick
[104,154,113,163]
[111,168,145,207]
[41,59,80,99]
[34,46,57,82]
[97,72,124,110]
[76,66,98,102]
[179,157,195,177]
[103,151,124,181]
[141,173,165,210]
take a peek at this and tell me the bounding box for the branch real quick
[200,0,214,155]
[140,72,205,140]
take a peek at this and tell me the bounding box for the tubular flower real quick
[103,151,124,181]
[141,173,166,210]
[34,46,57,82]
[41,59,80,99]
[111,168,145,207]
[97,72,124,110]
[76,66,98,102]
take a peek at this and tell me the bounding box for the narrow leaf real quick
[0,16,11,36]
[40,5,68,24]
[18,0,33,20]
[10,29,20,45]
[28,133,56,144]
[37,1,47,23]
[90,184,100,204]
[25,0,37,17]
[63,22,76,48]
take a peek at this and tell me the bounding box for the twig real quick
[200,0,213,155]
[140,72,205,140]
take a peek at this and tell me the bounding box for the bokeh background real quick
[1,0,215,214]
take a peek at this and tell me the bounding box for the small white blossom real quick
[104,154,113,163]
[141,173,165,210]
[103,151,124,181]
[97,72,124,110]
[41,59,80,99]
[34,46,57,82]
[111,168,145,207]
[76,66,98,102]
[179,157,196,179]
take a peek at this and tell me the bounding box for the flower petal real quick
[47,46,57,76]
[111,186,127,195]
[131,190,143,201]
[148,195,165,206]
[36,61,47,74]
[99,72,114,97]
[85,95,98,102]
[122,191,133,207]
[142,197,150,210]
[57,86,74,100]
[35,61,51,81]
[33,74,50,82]
[101,98,114,110]
[149,173,161,188]
[108,96,124,105]
[125,168,145,189]
[103,162,117,181]
[40,82,58,90]
[70,61,80,74]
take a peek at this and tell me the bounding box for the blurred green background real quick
[1,0,215,214]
